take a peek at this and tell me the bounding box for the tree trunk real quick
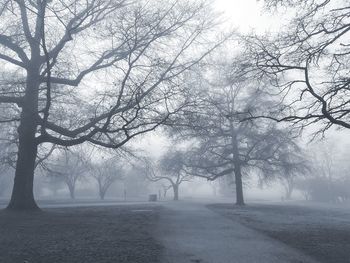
[100,190,106,200]
[234,164,244,206]
[285,186,293,200]
[68,185,75,200]
[173,184,179,201]
[285,178,294,200]
[229,121,244,206]
[7,133,38,210]
[6,71,40,210]
[98,180,107,200]
[163,188,168,198]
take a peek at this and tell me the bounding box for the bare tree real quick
[277,151,310,200]
[145,149,192,201]
[48,148,88,199]
[172,59,303,206]
[308,141,337,202]
[240,0,350,135]
[294,140,349,202]
[160,183,172,199]
[92,156,124,200]
[0,0,226,209]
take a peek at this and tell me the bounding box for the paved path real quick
[156,201,318,263]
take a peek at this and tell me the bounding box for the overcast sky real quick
[213,0,274,32]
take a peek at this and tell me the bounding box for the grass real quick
[0,205,162,263]
[208,203,350,263]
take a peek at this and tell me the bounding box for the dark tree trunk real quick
[229,122,244,206]
[7,133,38,210]
[7,71,40,210]
[234,164,244,206]
[173,184,179,201]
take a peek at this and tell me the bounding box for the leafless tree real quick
[0,0,226,209]
[239,0,350,136]
[0,124,16,196]
[48,148,88,199]
[92,156,124,200]
[276,151,310,200]
[172,59,303,205]
[294,140,349,202]
[144,149,192,201]
[160,183,172,199]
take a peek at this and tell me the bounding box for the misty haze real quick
[0,0,350,262]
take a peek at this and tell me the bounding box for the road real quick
[156,201,318,263]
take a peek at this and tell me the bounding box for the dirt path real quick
[156,201,318,263]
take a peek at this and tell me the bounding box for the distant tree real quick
[217,175,236,197]
[124,167,151,198]
[295,140,350,202]
[240,0,350,135]
[160,183,172,199]
[48,149,88,199]
[0,124,17,170]
[311,142,336,181]
[332,178,350,202]
[43,174,66,197]
[145,149,192,201]
[0,126,15,197]
[0,170,13,198]
[294,178,312,201]
[276,151,310,200]
[0,0,226,210]
[92,157,124,200]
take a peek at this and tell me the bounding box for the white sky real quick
[213,0,275,32]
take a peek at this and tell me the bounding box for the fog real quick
[0,0,350,262]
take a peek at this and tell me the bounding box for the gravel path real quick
[156,201,318,263]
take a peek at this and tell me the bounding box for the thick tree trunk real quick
[173,184,179,201]
[7,133,38,210]
[7,72,40,210]
[234,164,244,206]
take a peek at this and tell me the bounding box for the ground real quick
[208,202,350,263]
[1,200,350,263]
[157,201,316,263]
[0,204,162,263]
